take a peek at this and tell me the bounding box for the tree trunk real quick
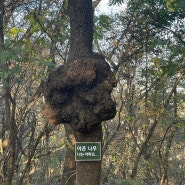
[64,1,100,184]
[0,0,4,44]
[68,0,93,63]
[74,125,102,185]
[61,125,76,185]
[1,1,17,184]
[6,99,16,185]
[43,1,117,185]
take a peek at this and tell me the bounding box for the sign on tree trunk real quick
[75,142,101,161]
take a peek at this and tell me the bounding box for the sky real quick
[95,0,127,15]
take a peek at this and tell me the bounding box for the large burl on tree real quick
[43,55,117,132]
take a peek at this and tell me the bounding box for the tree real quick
[0,0,185,184]
[43,0,117,185]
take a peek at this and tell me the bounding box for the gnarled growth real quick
[43,56,117,132]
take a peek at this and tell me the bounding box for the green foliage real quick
[6,27,25,39]
[125,0,185,28]
[165,0,185,12]
[24,13,43,33]
[94,14,113,42]
[62,0,69,10]
[0,41,23,87]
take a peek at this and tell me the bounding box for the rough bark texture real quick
[43,56,117,132]
[74,125,102,185]
[68,0,93,62]
[61,125,76,185]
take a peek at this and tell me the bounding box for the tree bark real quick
[61,125,76,185]
[74,125,102,185]
[6,97,16,185]
[0,0,4,43]
[68,0,93,62]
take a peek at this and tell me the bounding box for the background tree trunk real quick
[0,1,16,184]
[61,125,76,185]
[0,0,4,44]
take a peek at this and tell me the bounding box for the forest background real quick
[0,0,185,184]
